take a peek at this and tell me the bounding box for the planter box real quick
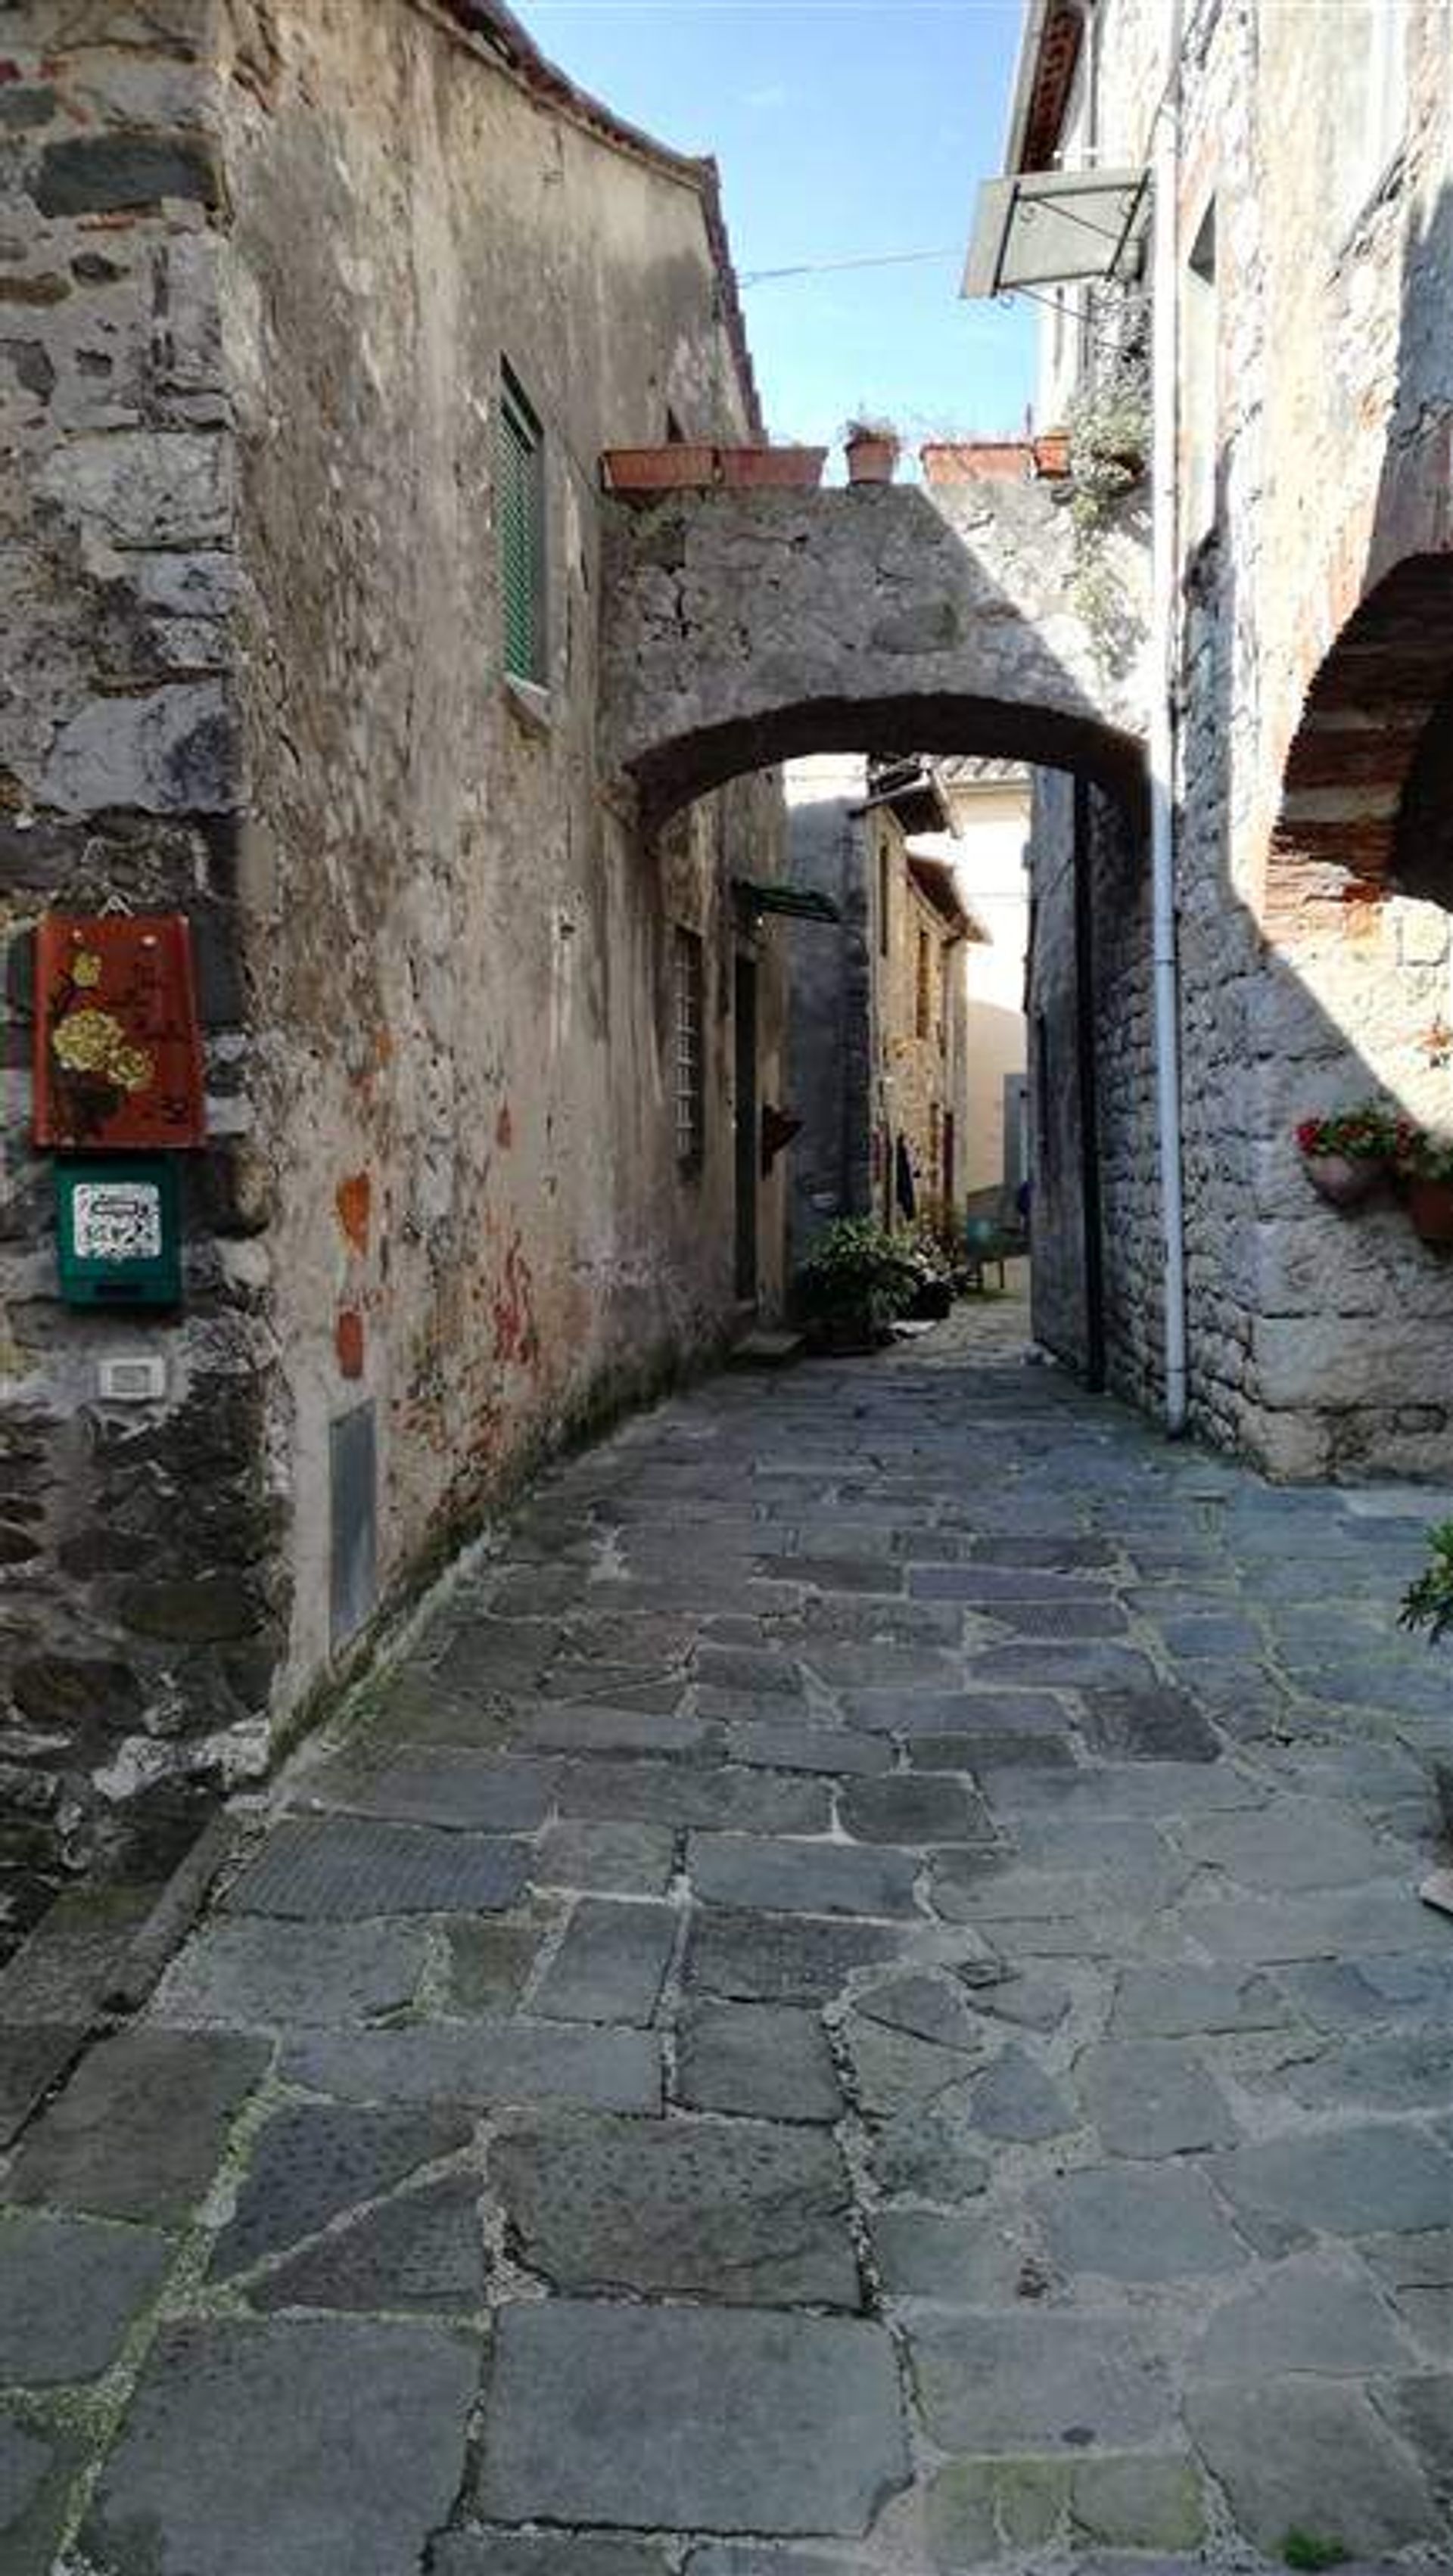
[920,440,1034,486]
[1407,1176,1453,1245]
[845,438,898,486]
[601,445,718,494]
[1301,1151,1387,1208]
[720,446,827,489]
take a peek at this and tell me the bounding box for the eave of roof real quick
[435,0,763,437]
[907,851,985,941]
[1003,0,1085,175]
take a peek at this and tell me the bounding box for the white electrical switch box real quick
[98,1355,167,1404]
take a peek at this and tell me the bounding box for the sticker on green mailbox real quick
[55,1157,182,1307]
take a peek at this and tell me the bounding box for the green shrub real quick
[1400,1518,1453,1647]
[793,1218,924,1330]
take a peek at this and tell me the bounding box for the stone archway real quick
[599,480,1147,824]
[1268,552,1453,931]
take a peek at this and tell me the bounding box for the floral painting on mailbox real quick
[33,915,206,1151]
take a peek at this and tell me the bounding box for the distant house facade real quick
[784,757,988,1259]
[0,0,789,1947]
[982,0,1453,1474]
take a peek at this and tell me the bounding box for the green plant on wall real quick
[1400,1518,1453,1646]
[1063,292,1150,668]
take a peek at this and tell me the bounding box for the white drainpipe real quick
[1150,0,1188,1436]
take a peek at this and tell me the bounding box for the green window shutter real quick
[498,367,545,684]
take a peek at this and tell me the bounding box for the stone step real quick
[728,1328,805,1369]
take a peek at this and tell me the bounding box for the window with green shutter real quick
[498,363,546,686]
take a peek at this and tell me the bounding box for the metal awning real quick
[963,166,1150,300]
[733,878,840,924]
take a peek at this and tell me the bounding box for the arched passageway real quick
[599,480,1147,825]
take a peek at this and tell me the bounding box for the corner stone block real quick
[32,135,222,219]
[42,681,238,817]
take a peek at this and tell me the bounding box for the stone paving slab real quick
[676,2000,844,2122]
[0,2209,171,2384]
[3,2028,266,2226]
[0,2406,88,2576]
[210,2102,476,2279]
[434,2537,671,2576]
[0,2024,84,2150]
[282,2019,661,2115]
[476,2302,910,2535]
[150,1915,428,2026]
[530,1899,677,2025]
[302,1748,559,1832]
[223,1815,528,1919]
[80,2317,478,2575]
[688,1834,919,1917]
[491,2110,860,2307]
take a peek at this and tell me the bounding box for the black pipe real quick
[1073,775,1107,1395]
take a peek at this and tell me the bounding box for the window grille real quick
[498,364,546,685]
[674,928,705,1167]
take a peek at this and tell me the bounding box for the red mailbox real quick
[33,914,206,1151]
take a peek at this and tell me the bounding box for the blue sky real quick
[512,1,1037,463]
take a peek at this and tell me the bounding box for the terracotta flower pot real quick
[1301,1152,1386,1207]
[1407,1176,1453,1245]
[600,445,718,494]
[720,446,827,489]
[1033,430,1072,477]
[920,440,1035,485]
[845,437,898,486]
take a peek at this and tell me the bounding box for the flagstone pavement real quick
[2,1291,1452,2574]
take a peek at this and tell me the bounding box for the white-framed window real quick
[674,928,705,1168]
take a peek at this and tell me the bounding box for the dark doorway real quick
[733,954,758,1305]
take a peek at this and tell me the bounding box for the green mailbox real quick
[54,1157,182,1309]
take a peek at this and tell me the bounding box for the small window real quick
[916,928,932,1039]
[674,928,705,1168]
[877,837,890,957]
[498,362,546,686]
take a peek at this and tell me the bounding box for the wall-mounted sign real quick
[55,1157,182,1307]
[33,915,206,1151]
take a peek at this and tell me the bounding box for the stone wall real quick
[1022,0,1453,1478]
[0,0,786,1950]
[783,758,873,1263]
[0,0,273,1947]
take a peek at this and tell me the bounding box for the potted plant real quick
[1395,1125,1453,1245]
[1293,1102,1399,1207]
[1399,1518,1453,1645]
[1033,427,1072,477]
[720,445,828,490]
[842,417,901,486]
[792,1216,922,1351]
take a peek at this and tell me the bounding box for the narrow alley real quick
[4,1300,1451,2573]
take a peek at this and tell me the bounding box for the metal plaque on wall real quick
[33,914,206,1151]
[330,1400,378,1651]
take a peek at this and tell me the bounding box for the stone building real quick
[0,0,789,1947]
[783,756,980,1259]
[916,759,1031,1204]
[978,0,1453,1473]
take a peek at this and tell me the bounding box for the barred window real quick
[498,362,546,685]
[916,928,932,1039]
[674,928,705,1167]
